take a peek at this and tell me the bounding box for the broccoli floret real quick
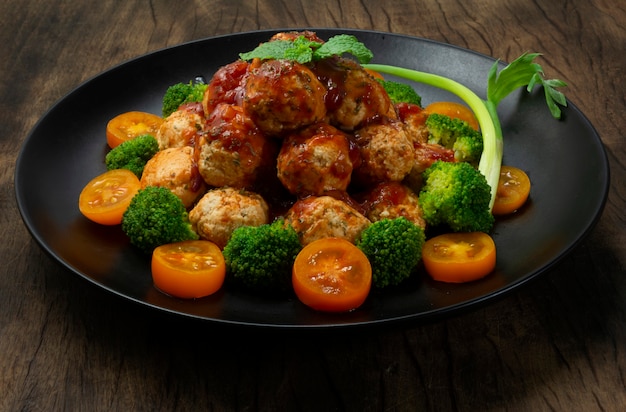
[426,113,483,165]
[357,217,426,288]
[418,160,494,233]
[162,81,208,117]
[105,134,159,178]
[223,219,303,294]
[378,79,422,106]
[121,186,198,254]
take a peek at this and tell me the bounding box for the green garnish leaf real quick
[283,36,321,63]
[314,34,374,63]
[239,34,373,64]
[239,40,295,62]
[487,52,567,119]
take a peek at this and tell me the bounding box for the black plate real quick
[15,29,609,329]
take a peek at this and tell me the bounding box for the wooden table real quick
[2,0,624,410]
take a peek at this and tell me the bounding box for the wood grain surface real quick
[1,0,624,410]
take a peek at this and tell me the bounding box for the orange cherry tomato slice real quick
[106,111,164,148]
[425,101,480,131]
[422,232,496,283]
[78,169,141,225]
[364,68,385,80]
[292,237,372,312]
[492,166,531,215]
[151,240,226,299]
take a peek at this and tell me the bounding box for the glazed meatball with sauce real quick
[284,195,371,246]
[396,102,430,145]
[277,123,359,196]
[314,57,396,131]
[156,107,204,150]
[352,118,415,186]
[242,59,327,136]
[140,146,206,209]
[202,60,249,117]
[196,103,275,189]
[361,181,426,229]
[393,102,456,190]
[189,187,269,249]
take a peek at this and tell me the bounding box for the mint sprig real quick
[239,34,373,64]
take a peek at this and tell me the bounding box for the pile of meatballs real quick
[140,31,451,249]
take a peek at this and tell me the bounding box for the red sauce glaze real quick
[323,190,368,216]
[346,136,362,171]
[204,60,249,115]
[414,141,456,170]
[205,104,263,156]
[313,58,345,112]
[360,181,409,212]
[189,162,205,193]
[396,102,427,124]
[179,101,205,117]
[313,57,392,130]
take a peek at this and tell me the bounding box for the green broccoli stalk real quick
[364,52,567,210]
[425,113,483,164]
[105,134,159,178]
[378,79,422,106]
[121,186,198,254]
[356,217,426,288]
[162,80,208,118]
[419,160,494,233]
[222,219,303,294]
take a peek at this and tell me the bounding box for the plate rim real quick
[14,28,611,330]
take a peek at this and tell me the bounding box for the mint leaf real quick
[313,34,373,63]
[283,37,321,63]
[239,40,294,61]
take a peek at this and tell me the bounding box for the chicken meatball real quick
[140,146,206,209]
[196,103,274,189]
[284,196,371,246]
[352,119,415,186]
[277,123,359,196]
[189,187,269,249]
[393,102,456,191]
[361,181,426,229]
[396,102,430,145]
[202,60,249,117]
[242,59,327,136]
[156,108,204,150]
[314,57,396,131]
[402,140,455,193]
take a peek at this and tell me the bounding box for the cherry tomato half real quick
[151,240,226,299]
[422,232,496,283]
[364,68,385,80]
[425,101,480,131]
[292,237,372,312]
[492,166,531,215]
[78,169,141,225]
[106,111,164,148]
